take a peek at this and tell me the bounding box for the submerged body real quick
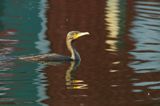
[19,53,72,61]
[19,31,89,62]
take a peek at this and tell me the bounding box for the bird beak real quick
[79,32,90,37]
[73,32,90,39]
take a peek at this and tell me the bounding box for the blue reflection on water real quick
[129,0,160,97]
[129,0,160,73]
[0,0,49,105]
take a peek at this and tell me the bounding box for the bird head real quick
[67,31,90,42]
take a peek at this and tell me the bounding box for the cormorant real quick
[19,31,90,62]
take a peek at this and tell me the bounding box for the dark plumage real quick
[19,31,90,62]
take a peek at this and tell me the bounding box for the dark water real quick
[0,0,160,106]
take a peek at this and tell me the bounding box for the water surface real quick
[0,0,160,106]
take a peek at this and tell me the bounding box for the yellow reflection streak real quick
[105,0,120,52]
[65,61,88,90]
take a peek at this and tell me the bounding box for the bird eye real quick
[73,32,77,35]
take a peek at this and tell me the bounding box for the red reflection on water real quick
[44,0,160,106]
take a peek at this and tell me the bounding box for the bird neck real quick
[66,40,81,61]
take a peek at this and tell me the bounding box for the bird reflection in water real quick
[65,61,88,90]
[39,60,88,90]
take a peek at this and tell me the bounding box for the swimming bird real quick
[19,31,90,62]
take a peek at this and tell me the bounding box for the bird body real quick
[19,31,89,62]
[19,53,71,61]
